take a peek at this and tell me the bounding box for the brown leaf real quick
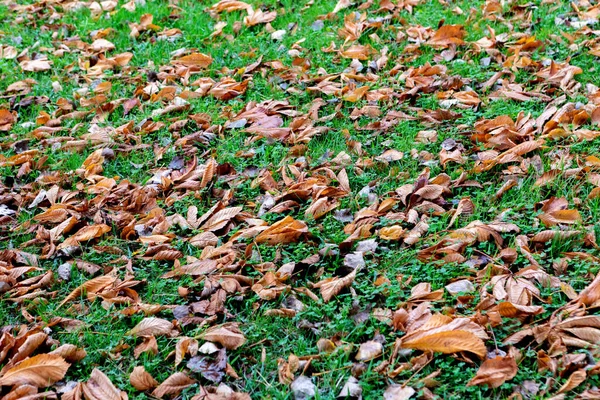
[402,330,486,358]
[380,225,405,240]
[130,366,158,391]
[314,268,358,303]
[0,109,16,131]
[401,316,488,359]
[58,273,116,308]
[152,372,195,398]
[305,197,339,220]
[558,369,587,394]
[0,354,69,388]
[200,323,246,350]
[255,216,308,245]
[538,209,582,227]
[355,340,383,361]
[430,25,466,46]
[58,224,111,250]
[20,59,52,72]
[200,158,217,189]
[83,368,127,400]
[127,318,174,337]
[210,0,251,13]
[49,344,87,363]
[173,53,213,68]
[467,356,517,388]
[340,44,373,60]
[244,8,277,27]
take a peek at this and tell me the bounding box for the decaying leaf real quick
[200,323,246,350]
[0,354,69,387]
[152,372,195,398]
[314,268,359,303]
[173,53,213,68]
[82,368,127,400]
[130,366,159,391]
[127,318,175,337]
[468,356,517,388]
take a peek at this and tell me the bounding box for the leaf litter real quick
[1,0,600,398]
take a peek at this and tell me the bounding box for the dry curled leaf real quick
[173,53,213,68]
[58,274,116,308]
[152,372,195,398]
[255,216,308,245]
[314,268,358,303]
[83,368,127,400]
[0,354,69,387]
[200,323,246,350]
[127,318,175,337]
[0,109,16,131]
[468,356,517,388]
[130,366,158,391]
[20,59,52,72]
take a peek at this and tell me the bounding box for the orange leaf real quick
[0,109,16,131]
[83,368,127,400]
[0,354,69,388]
[58,273,116,308]
[468,356,518,388]
[255,216,308,245]
[152,372,195,399]
[130,366,158,391]
[200,323,246,350]
[430,25,466,46]
[173,53,213,68]
[401,330,487,358]
[127,318,175,337]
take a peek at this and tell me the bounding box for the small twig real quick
[401,354,434,388]
[312,364,352,377]
[246,338,268,349]
[489,324,499,352]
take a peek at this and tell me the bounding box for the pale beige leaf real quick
[384,385,416,400]
[355,340,382,361]
[332,0,352,13]
[20,59,52,72]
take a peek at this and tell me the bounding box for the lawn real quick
[1,0,600,398]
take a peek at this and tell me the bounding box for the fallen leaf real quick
[468,356,518,388]
[127,318,175,337]
[130,366,158,391]
[200,323,246,350]
[152,372,195,398]
[0,354,69,387]
[173,53,213,68]
[82,368,127,400]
